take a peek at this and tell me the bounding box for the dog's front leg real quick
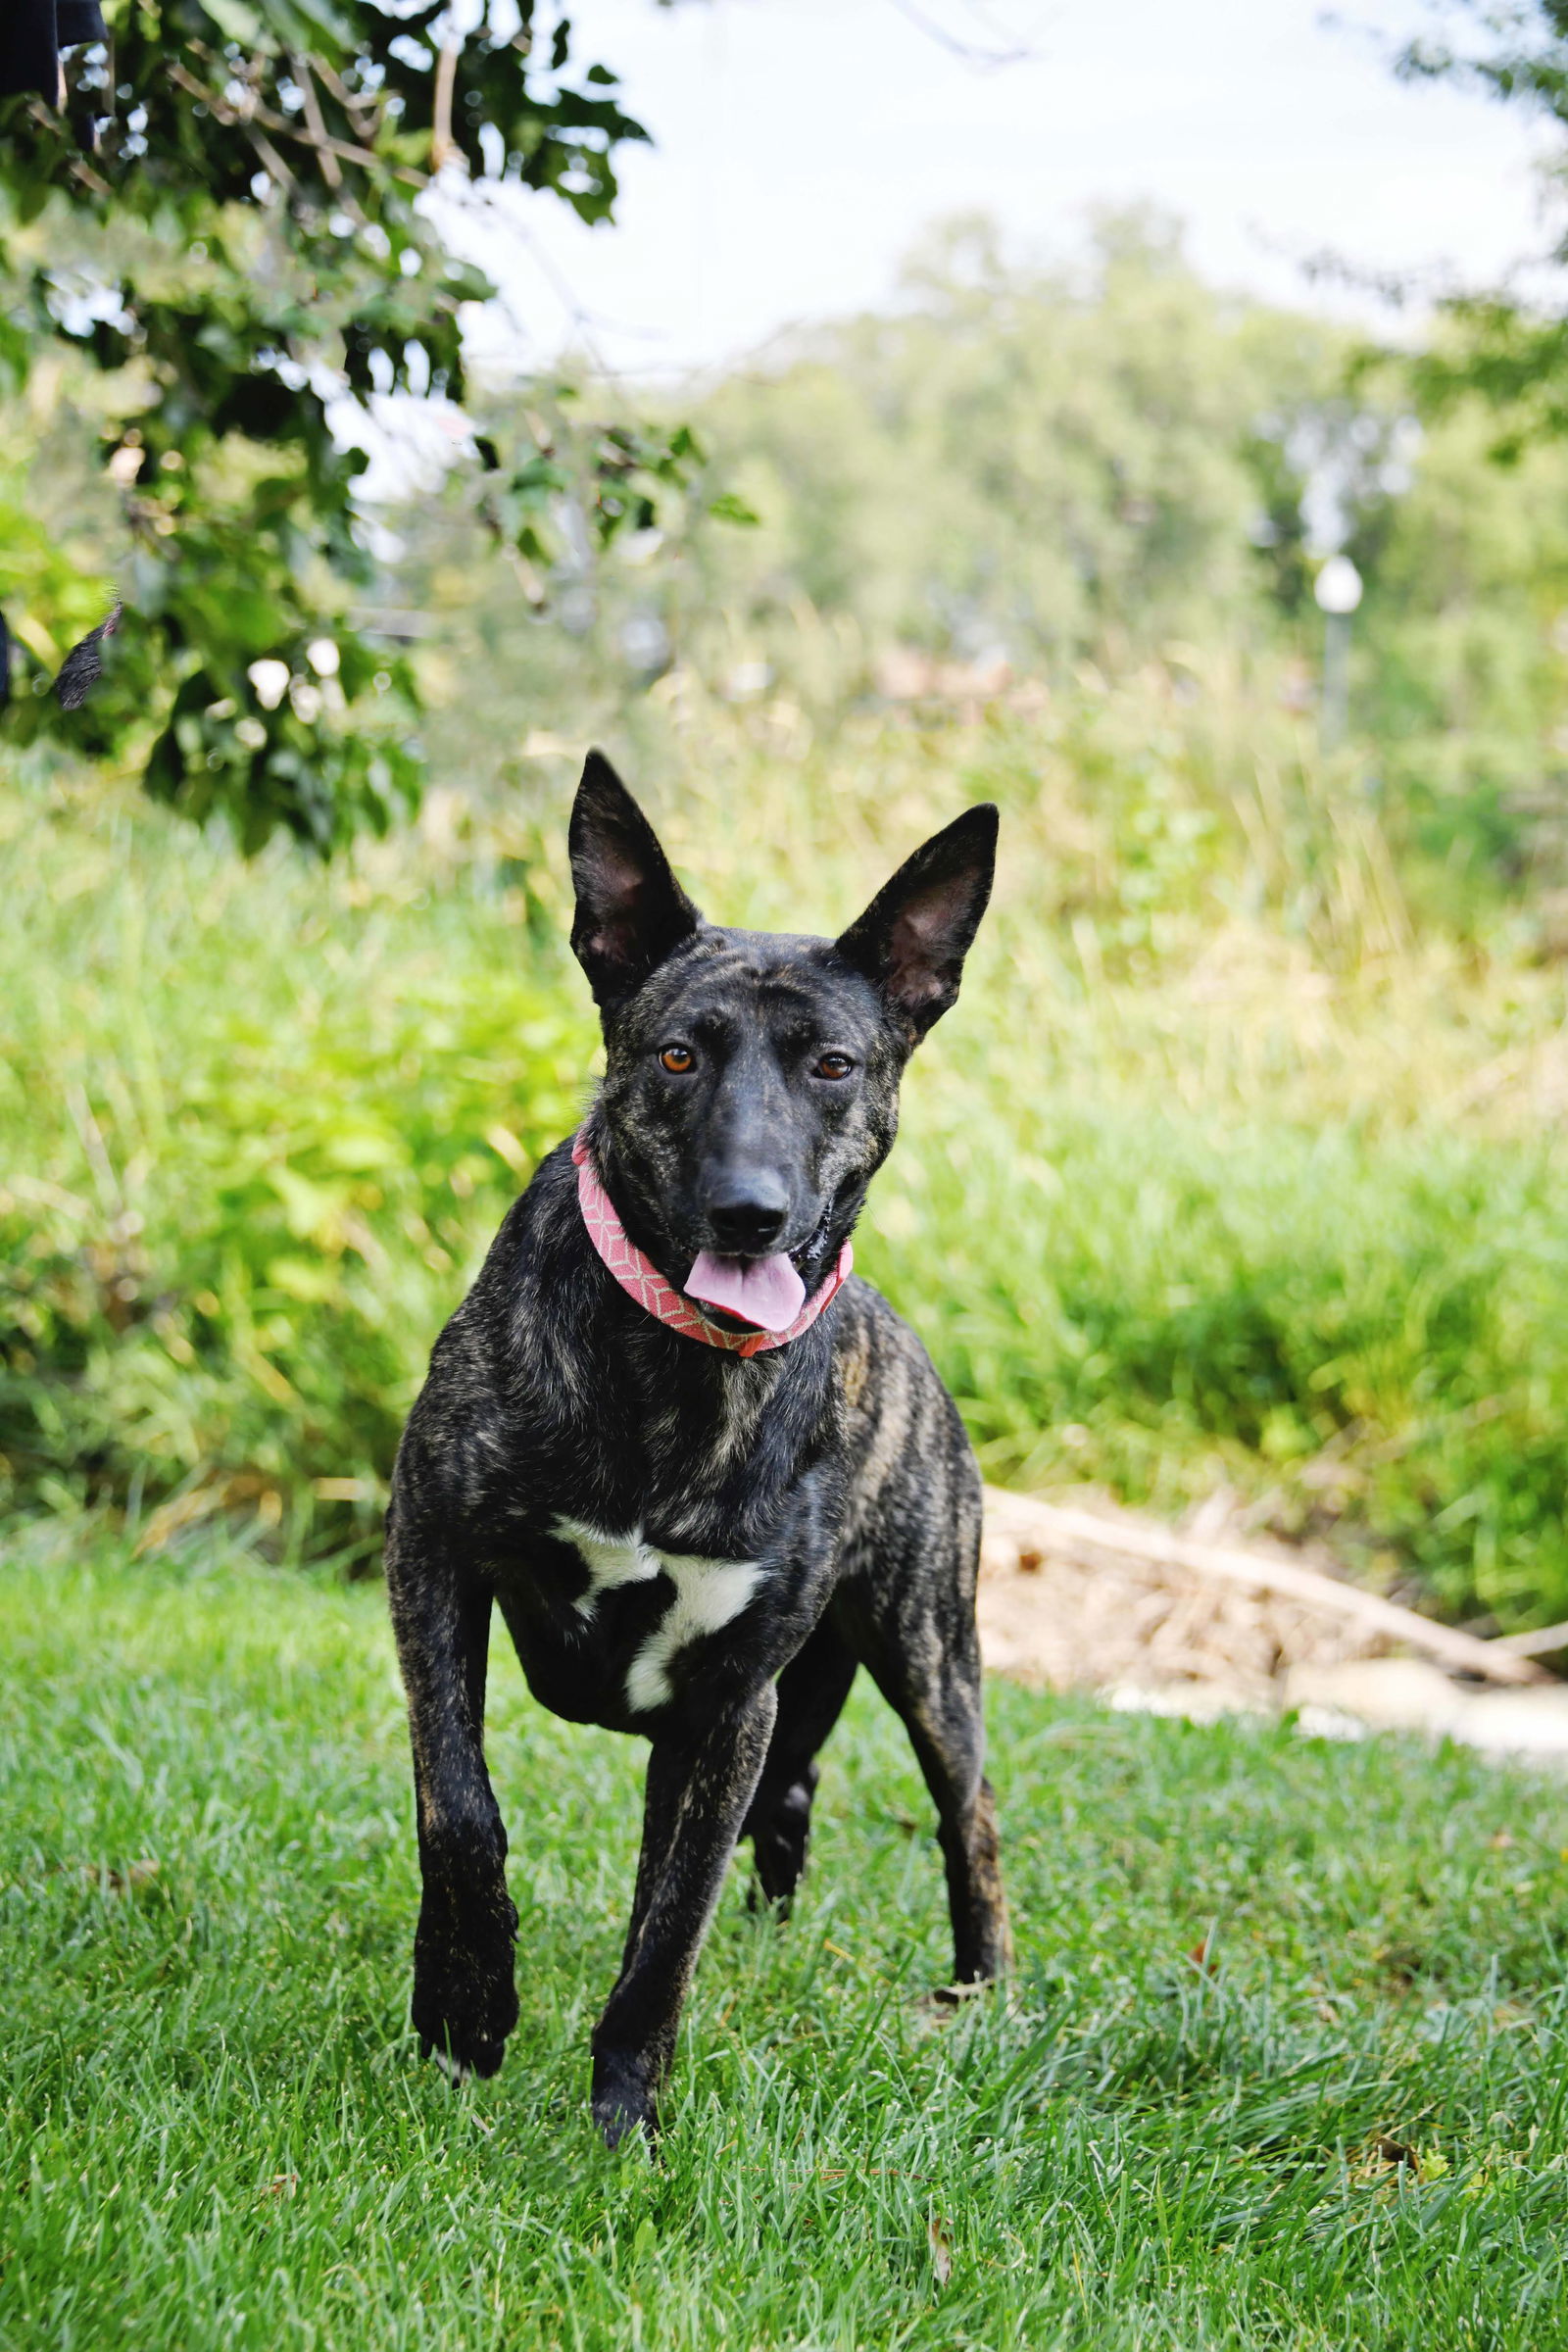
[591,1683,778,2148]
[386,1519,518,2082]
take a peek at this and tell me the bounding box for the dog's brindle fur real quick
[386,753,1009,2146]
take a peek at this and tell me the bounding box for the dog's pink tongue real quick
[685,1250,807,1334]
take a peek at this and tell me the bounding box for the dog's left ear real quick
[835,805,999,1046]
[569,750,703,1008]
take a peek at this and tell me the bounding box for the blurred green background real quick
[9,214,1568,1628]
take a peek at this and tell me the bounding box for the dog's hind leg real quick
[848,1587,1010,1989]
[386,1514,518,2082]
[591,1683,777,2148]
[743,1616,858,1913]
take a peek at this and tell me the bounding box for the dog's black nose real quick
[707,1183,788,1254]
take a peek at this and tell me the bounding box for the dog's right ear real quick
[568,751,702,1009]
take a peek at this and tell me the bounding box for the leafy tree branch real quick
[1384,3,1568,457]
[0,1,703,851]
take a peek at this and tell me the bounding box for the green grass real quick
[7,1527,1568,2349]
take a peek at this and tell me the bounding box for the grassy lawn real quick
[4,1528,1568,2348]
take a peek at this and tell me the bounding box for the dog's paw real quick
[429,2041,476,2088]
[414,1976,514,2081]
[590,2048,660,2153]
[745,1875,797,1922]
[412,1900,518,2082]
[419,2025,508,2082]
[929,1976,992,2008]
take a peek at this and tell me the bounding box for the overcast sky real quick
[446,0,1554,383]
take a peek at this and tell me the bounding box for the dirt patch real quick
[978,1485,1386,1712]
[977,1486,1567,1758]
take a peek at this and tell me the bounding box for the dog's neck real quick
[572,1130,852,1359]
[587,1107,868,1306]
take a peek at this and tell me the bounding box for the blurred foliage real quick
[1392,6,1568,453]
[9,672,1568,1627]
[691,213,1331,665]
[393,216,1568,916]
[0,746,589,1563]
[0,0,704,850]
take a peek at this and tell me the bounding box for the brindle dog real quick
[386,752,1009,2147]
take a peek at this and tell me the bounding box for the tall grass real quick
[6,659,1568,1617]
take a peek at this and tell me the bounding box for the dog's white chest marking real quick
[552,1517,761,1713]
[554,1519,662,1609]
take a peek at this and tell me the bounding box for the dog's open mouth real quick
[684,1250,807,1334]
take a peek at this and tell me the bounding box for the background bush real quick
[7,657,1568,1625]
[1,769,591,1562]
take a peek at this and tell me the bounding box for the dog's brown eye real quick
[660,1044,695,1074]
[815,1053,854,1080]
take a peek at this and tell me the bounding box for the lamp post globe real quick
[1314,555,1363,616]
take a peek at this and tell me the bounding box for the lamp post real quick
[1315,554,1362,754]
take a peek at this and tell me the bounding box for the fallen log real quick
[1493,1618,1568,1661]
[981,1493,1548,1689]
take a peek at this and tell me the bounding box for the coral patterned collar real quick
[571,1131,852,1357]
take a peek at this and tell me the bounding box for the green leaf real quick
[708,491,761,527]
[198,0,271,50]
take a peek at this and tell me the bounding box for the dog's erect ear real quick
[835,805,999,1045]
[568,751,702,1008]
